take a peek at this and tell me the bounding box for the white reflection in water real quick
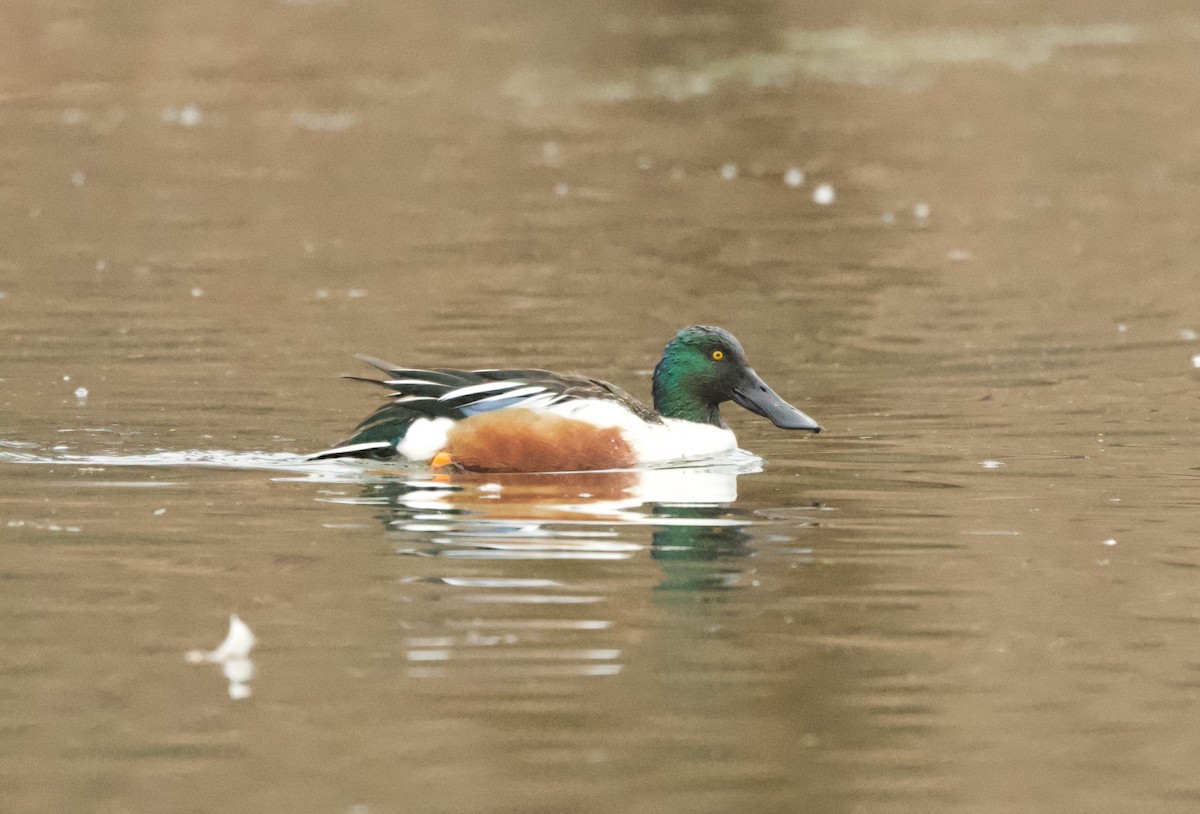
[186,614,256,700]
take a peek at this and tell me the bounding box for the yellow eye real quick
[712,350,724,361]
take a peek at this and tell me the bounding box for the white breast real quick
[548,400,737,465]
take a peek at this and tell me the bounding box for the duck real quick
[310,325,821,472]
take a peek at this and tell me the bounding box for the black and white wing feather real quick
[309,356,659,460]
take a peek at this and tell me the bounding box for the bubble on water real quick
[914,202,931,219]
[1103,538,1117,546]
[812,183,835,205]
[179,105,202,126]
[70,170,86,187]
[979,460,1004,469]
[554,181,569,196]
[719,162,738,180]
[154,508,167,516]
[190,287,204,298]
[74,387,88,402]
[1192,354,1200,369]
[784,167,804,188]
[1180,328,1198,341]
[62,375,71,382]
[1117,323,1128,333]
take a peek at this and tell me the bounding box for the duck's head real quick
[651,325,822,432]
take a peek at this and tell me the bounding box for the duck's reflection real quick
[331,463,764,592]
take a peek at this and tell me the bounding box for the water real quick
[4,2,1200,812]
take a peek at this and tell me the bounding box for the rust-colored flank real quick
[444,408,636,473]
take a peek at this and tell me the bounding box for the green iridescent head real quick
[652,325,822,432]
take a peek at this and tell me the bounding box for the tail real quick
[307,401,425,461]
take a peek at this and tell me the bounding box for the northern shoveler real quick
[311,325,821,472]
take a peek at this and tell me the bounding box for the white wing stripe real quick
[383,378,442,386]
[390,395,435,403]
[469,385,546,404]
[438,380,527,401]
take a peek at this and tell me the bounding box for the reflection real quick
[185,614,257,700]
[330,460,780,680]
[650,504,752,592]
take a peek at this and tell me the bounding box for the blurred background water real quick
[3,2,1200,812]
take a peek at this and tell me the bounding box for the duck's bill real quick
[732,369,822,432]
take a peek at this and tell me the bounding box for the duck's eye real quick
[711,350,724,361]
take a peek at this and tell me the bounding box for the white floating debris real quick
[554,181,569,197]
[979,460,1004,469]
[784,167,805,188]
[1103,538,1117,546]
[62,375,71,382]
[719,162,738,181]
[1117,323,1128,333]
[190,287,204,298]
[914,201,931,219]
[1192,354,1200,369]
[179,105,202,126]
[812,183,835,205]
[70,170,86,187]
[74,387,88,402]
[478,483,502,493]
[186,614,257,700]
[153,507,166,516]
[1181,328,1199,341]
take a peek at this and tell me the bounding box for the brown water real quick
[4,2,1200,812]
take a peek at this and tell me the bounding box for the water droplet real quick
[812,183,835,205]
[179,105,202,126]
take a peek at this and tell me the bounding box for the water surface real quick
[3,2,1200,812]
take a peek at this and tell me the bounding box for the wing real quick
[308,357,660,460]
